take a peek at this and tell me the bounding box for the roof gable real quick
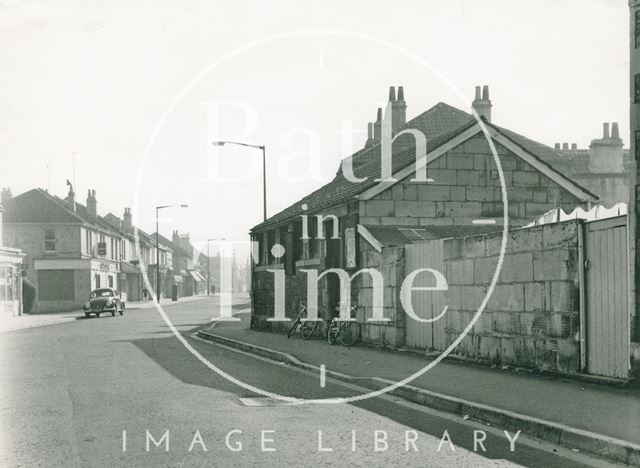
[2,189,85,224]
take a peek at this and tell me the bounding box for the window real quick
[44,229,56,252]
[267,230,276,264]
[108,275,114,288]
[0,266,14,301]
[636,10,640,48]
[636,130,640,161]
[278,226,288,264]
[293,221,303,261]
[308,216,318,258]
[95,274,101,288]
[635,74,640,103]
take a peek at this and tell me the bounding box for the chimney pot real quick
[397,86,404,101]
[388,86,396,101]
[472,85,492,122]
[603,122,610,139]
[611,122,620,140]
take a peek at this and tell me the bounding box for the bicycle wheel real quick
[327,320,338,345]
[339,321,360,347]
[287,317,299,339]
[300,320,317,340]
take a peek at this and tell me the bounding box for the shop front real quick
[0,247,24,316]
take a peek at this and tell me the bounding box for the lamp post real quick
[206,237,225,296]
[211,141,267,221]
[155,204,188,302]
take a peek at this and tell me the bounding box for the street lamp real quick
[211,141,267,221]
[206,237,226,296]
[155,204,188,302]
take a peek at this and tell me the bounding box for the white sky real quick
[0,0,630,258]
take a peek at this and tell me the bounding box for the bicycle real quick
[327,304,361,347]
[287,301,318,339]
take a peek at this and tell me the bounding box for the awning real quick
[189,271,206,282]
[120,262,140,274]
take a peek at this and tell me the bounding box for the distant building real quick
[2,186,176,311]
[0,189,24,316]
[2,186,125,312]
[543,123,631,206]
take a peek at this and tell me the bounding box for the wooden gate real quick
[404,240,447,351]
[583,216,630,379]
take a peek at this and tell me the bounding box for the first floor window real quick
[44,230,56,252]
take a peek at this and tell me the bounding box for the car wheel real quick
[111,310,116,317]
[95,312,101,318]
[84,312,90,319]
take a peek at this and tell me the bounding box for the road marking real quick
[472,219,496,225]
[320,364,326,388]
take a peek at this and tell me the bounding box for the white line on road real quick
[320,364,326,388]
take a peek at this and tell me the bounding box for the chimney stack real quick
[562,143,569,150]
[123,207,132,231]
[373,107,383,141]
[389,85,407,133]
[471,85,492,122]
[172,230,180,244]
[589,121,624,173]
[1,188,12,207]
[86,189,97,219]
[554,143,561,150]
[66,180,75,212]
[571,143,577,150]
[365,122,375,147]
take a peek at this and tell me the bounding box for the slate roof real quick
[252,102,597,233]
[3,188,122,236]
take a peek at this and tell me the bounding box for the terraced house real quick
[1,186,173,312]
[248,86,636,377]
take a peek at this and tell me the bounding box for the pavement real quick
[0,295,608,467]
[198,316,640,465]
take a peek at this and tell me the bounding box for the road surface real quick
[0,296,615,467]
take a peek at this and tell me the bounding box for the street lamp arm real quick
[211,141,264,150]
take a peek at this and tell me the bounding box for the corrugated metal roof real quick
[364,224,502,247]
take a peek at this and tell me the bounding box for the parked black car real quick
[83,288,125,318]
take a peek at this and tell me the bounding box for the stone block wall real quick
[356,243,405,348]
[441,220,581,373]
[360,137,583,228]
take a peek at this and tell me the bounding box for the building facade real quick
[0,192,24,317]
[250,86,597,347]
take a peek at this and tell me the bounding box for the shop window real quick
[44,229,56,252]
